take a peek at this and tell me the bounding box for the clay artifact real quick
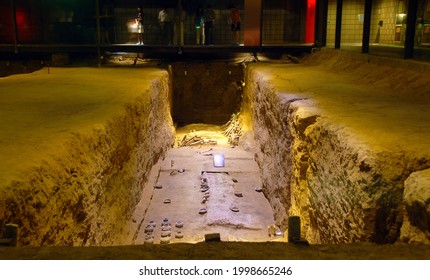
[230,206,239,212]
[162,225,172,231]
[162,218,171,227]
[199,208,207,214]
[144,235,154,244]
[160,236,170,244]
[234,192,243,197]
[163,199,171,204]
[144,225,154,233]
[175,221,184,228]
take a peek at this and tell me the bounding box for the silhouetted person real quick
[99,4,113,44]
[135,6,144,45]
[158,7,173,45]
[195,5,205,45]
[229,5,241,45]
[204,5,215,45]
[174,4,186,46]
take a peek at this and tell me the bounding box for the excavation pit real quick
[131,128,277,244]
[1,50,430,257]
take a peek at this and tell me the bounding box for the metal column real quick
[334,0,343,49]
[11,0,18,53]
[404,0,418,59]
[316,0,329,47]
[362,0,372,53]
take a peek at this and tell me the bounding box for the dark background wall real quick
[171,61,244,125]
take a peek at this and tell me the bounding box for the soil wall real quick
[243,51,430,244]
[171,61,244,125]
[0,69,174,246]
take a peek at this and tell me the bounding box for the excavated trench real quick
[1,52,429,248]
[127,61,279,245]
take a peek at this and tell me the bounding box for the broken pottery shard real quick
[175,221,184,228]
[154,184,162,189]
[230,206,239,212]
[175,231,184,239]
[199,208,207,214]
[255,186,263,192]
[234,192,243,197]
[148,220,156,227]
[163,199,171,204]
[161,230,171,237]
[213,154,225,167]
[232,178,238,183]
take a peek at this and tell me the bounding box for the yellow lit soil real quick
[1,50,430,259]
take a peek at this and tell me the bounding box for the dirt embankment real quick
[242,49,430,244]
[0,67,175,246]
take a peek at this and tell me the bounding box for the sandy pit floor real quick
[127,125,279,245]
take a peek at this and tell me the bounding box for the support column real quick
[404,0,418,59]
[362,0,372,53]
[305,0,317,44]
[244,0,261,46]
[11,0,18,53]
[334,0,343,49]
[96,0,101,66]
[316,0,329,47]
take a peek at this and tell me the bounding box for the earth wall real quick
[0,69,174,246]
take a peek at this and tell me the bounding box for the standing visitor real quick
[416,16,424,46]
[135,6,144,45]
[204,4,215,45]
[174,4,186,46]
[158,7,173,45]
[195,5,205,45]
[99,4,113,44]
[229,5,241,45]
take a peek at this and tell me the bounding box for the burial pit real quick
[1,50,430,249]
